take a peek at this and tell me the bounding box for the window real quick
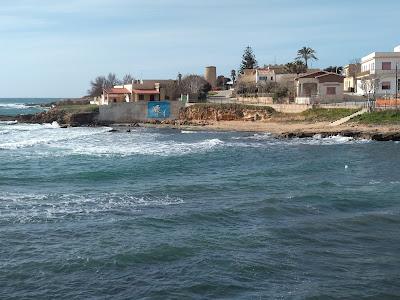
[382,62,392,70]
[271,76,273,80]
[382,82,391,90]
[139,94,144,100]
[259,76,267,81]
[398,79,400,91]
[327,87,336,95]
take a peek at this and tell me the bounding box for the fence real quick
[376,99,400,110]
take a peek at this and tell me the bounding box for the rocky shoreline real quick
[2,105,400,142]
[0,110,100,127]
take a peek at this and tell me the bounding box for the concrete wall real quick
[269,104,310,113]
[237,96,274,104]
[99,101,183,123]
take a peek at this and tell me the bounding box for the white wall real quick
[359,51,400,96]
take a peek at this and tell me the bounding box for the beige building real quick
[295,71,345,104]
[343,63,361,93]
[100,80,176,105]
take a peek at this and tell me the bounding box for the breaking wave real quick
[0,103,41,110]
[0,124,111,150]
[230,133,369,146]
[0,192,184,224]
[55,137,224,157]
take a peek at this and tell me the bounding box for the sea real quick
[0,98,57,116]
[1,99,400,299]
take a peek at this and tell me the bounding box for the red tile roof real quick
[133,89,160,95]
[105,88,130,94]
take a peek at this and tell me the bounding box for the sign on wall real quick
[147,101,171,119]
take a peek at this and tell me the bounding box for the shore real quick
[2,101,400,141]
[135,120,400,141]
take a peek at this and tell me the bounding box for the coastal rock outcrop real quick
[14,109,99,126]
[180,104,275,122]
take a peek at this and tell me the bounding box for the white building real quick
[356,45,400,97]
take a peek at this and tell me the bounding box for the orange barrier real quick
[376,99,400,107]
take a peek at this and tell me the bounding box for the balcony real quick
[356,70,371,78]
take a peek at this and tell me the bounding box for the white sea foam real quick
[0,125,111,150]
[55,137,224,157]
[0,122,225,157]
[0,192,184,224]
[0,120,18,125]
[229,134,368,148]
[0,103,39,110]
[181,130,197,134]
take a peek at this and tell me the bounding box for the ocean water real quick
[0,98,57,116]
[1,112,400,299]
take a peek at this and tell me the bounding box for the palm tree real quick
[296,47,318,68]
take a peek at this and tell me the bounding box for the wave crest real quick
[0,192,184,224]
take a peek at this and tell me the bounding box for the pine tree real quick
[239,46,258,73]
[231,70,236,83]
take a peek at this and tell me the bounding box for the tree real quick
[240,46,258,73]
[179,75,211,100]
[164,81,180,100]
[296,47,318,68]
[284,60,307,74]
[87,73,121,97]
[231,70,236,83]
[88,76,107,97]
[106,73,120,87]
[324,66,343,74]
[122,74,135,84]
[349,58,361,65]
[360,75,380,104]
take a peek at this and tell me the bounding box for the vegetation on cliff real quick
[17,102,99,126]
[353,110,400,124]
[300,108,359,122]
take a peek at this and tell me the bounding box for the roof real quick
[256,68,275,75]
[295,71,344,83]
[133,89,160,95]
[105,88,130,94]
[295,71,327,80]
[315,73,344,79]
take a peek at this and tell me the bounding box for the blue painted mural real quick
[147,101,170,119]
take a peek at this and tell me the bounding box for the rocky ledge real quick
[1,109,100,127]
[278,130,400,141]
[179,104,275,122]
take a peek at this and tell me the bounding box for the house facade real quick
[99,80,176,105]
[356,45,400,97]
[295,71,345,104]
[343,63,361,93]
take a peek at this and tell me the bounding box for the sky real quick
[1,0,400,98]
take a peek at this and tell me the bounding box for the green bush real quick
[354,110,400,124]
[301,108,359,122]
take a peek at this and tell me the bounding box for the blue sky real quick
[1,0,399,98]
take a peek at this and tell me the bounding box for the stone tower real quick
[205,66,217,88]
